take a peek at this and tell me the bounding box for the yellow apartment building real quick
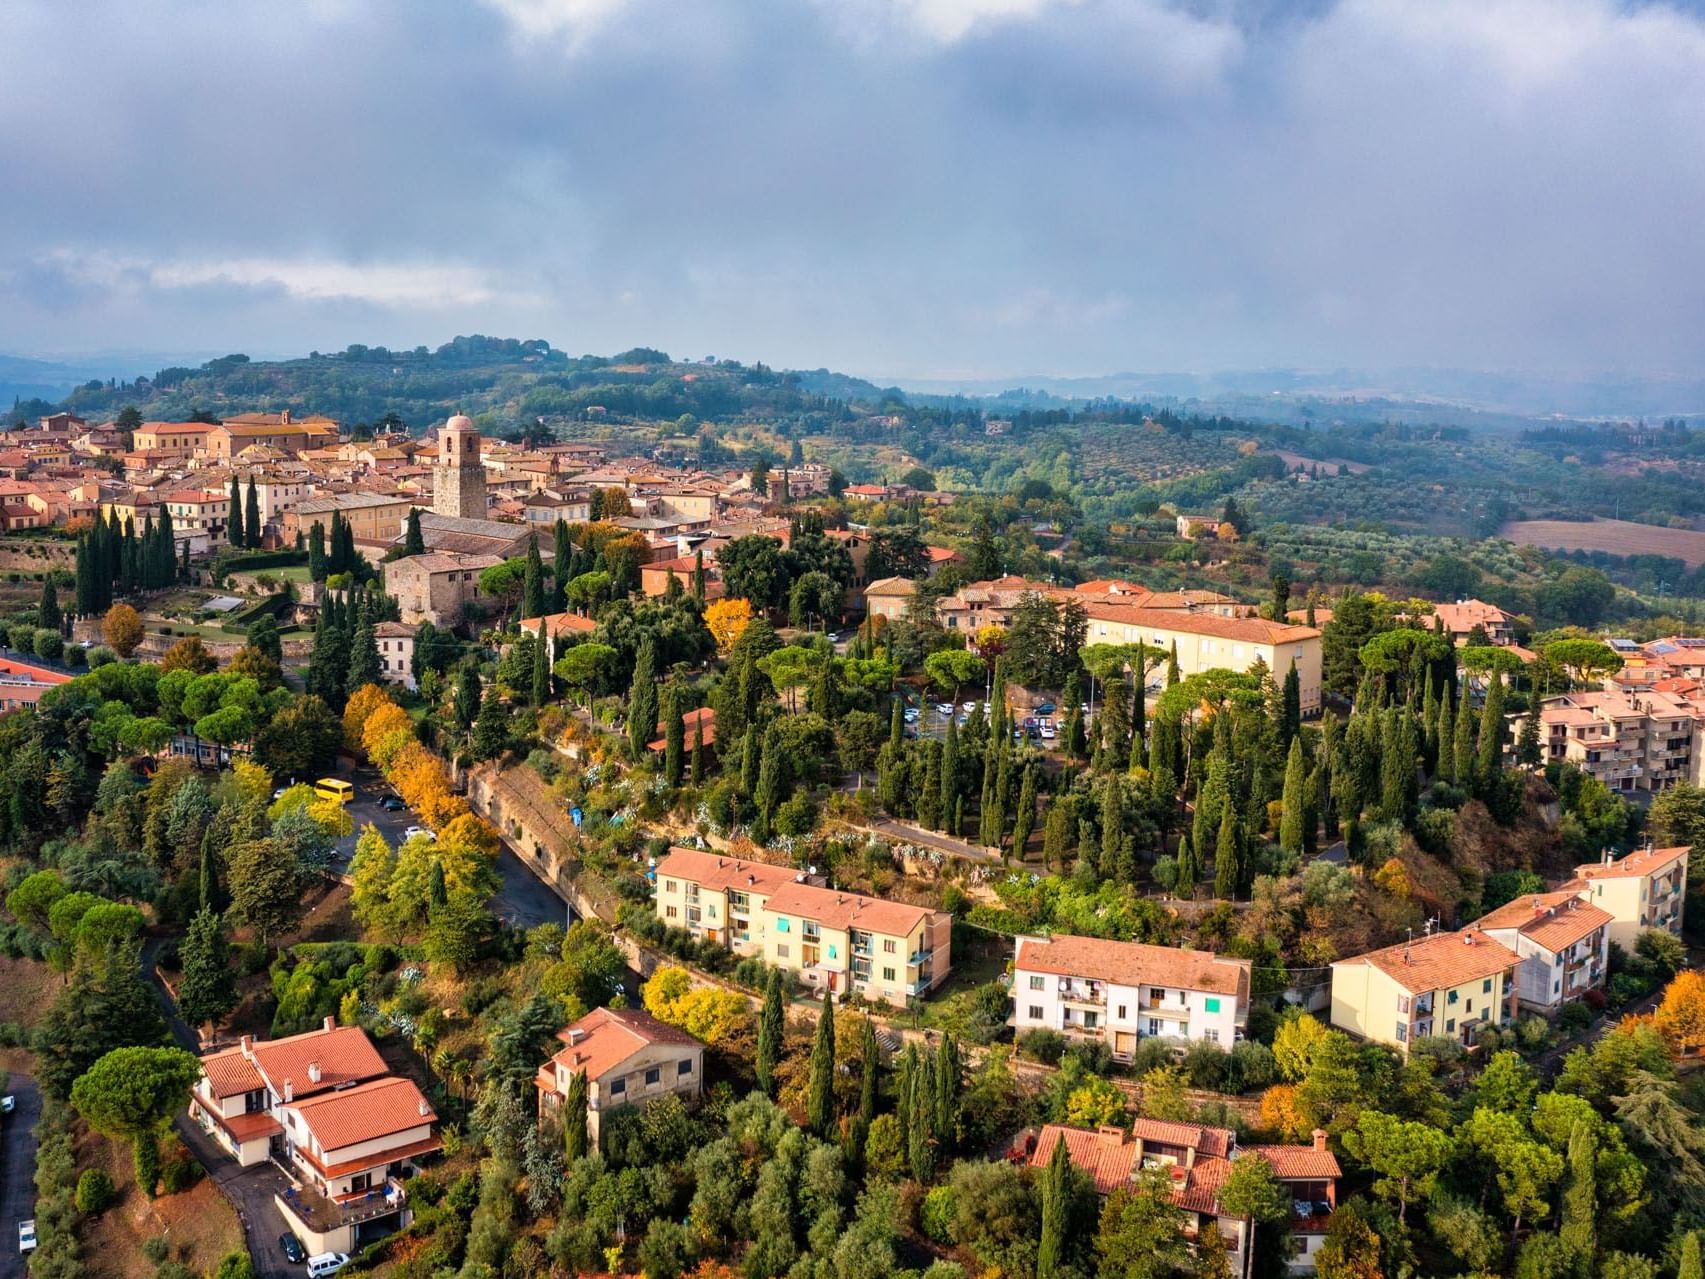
[1330,927,1519,1055]
[132,421,211,457]
[289,492,416,546]
[1561,844,1689,951]
[652,848,952,1006]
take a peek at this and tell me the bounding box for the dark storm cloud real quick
[1,0,1703,379]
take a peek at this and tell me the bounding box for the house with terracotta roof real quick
[1476,892,1612,1012]
[1523,689,1704,795]
[647,707,717,758]
[1025,1120,1340,1273]
[863,576,918,622]
[1011,935,1250,1060]
[386,550,504,627]
[132,421,212,458]
[535,1006,705,1147]
[652,847,952,1005]
[517,610,599,643]
[188,1017,437,1256]
[1329,927,1519,1054]
[1560,844,1689,951]
[1433,599,1515,646]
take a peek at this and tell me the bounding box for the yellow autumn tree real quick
[1373,857,1413,900]
[343,683,396,752]
[1260,1084,1309,1141]
[1653,970,1705,1057]
[641,965,752,1046]
[705,597,754,657]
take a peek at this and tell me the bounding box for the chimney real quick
[1097,1124,1125,1141]
[240,1034,254,1059]
[1533,897,1545,913]
[1463,932,1474,946]
[323,1014,337,1033]
[418,1099,431,1118]
[1312,1128,1328,1154]
[307,1061,322,1085]
[568,1028,586,1045]
[284,1079,293,1103]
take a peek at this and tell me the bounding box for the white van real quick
[306,1253,349,1277]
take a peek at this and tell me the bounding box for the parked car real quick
[379,795,404,812]
[18,1221,34,1254]
[402,826,435,842]
[1,1095,14,1113]
[1041,724,1057,740]
[961,701,978,712]
[1037,701,1056,714]
[307,1254,350,1278]
[280,1234,307,1264]
[935,703,954,716]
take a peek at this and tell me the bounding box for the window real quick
[1482,978,1493,993]
[609,1078,626,1095]
[645,1068,661,1086]
[1029,976,1044,991]
[665,906,678,919]
[678,1059,693,1076]
[1117,1005,1127,1019]
[776,918,790,933]
[883,967,896,981]
[1202,1029,1219,1043]
[883,939,897,954]
[665,880,677,894]
[1204,997,1221,1013]
[1465,999,1473,1013]
[1028,1005,1044,1020]
[1447,989,1459,1005]
[1445,1019,1455,1034]
[1396,1023,1408,1043]
[776,944,789,959]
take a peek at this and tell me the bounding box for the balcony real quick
[278,1173,407,1235]
[1058,980,1107,1006]
[908,947,933,966]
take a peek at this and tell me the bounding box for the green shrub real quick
[159,1157,202,1195]
[142,1236,170,1264]
[74,1168,115,1215]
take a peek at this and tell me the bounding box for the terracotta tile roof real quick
[648,707,716,751]
[1130,1117,1233,1157]
[518,610,599,639]
[203,1104,284,1144]
[1476,892,1613,951]
[1015,935,1250,1000]
[1028,1125,1140,1195]
[542,1006,703,1086]
[290,1075,434,1152]
[864,576,918,597]
[1572,846,1688,881]
[1336,927,1519,995]
[1247,1145,1342,1179]
[200,1051,265,1099]
[763,880,939,938]
[654,848,802,896]
[1081,601,1320,645]
[252,1024,387,1098]
[294,1132,443,1181]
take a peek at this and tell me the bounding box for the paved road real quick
[142,939,296,1279]
[0,1077,40,1279]
[331,766,569,930]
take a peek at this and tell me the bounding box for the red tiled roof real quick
[1015,935,1249,1000]
[653,848,801,895]
[1572,846,1688,881]
[1476,891,1613,951]
[201,1052,265,1100]
[200,1023,388,1101]
[1336,928,1519,995]
[541,1006,702,1088]
[290,1075,435,1152]
[762,880,939,938]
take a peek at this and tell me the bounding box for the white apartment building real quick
[1476,891,1612,1013]
[1011,934,1250,1059]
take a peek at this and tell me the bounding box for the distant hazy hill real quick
[28,338,867,431]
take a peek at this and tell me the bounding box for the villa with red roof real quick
[1024,1119,1340,1273]
[189,1016,438,1255]
[535,1006,705,1148]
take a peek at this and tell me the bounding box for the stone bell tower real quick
[433,413,486,519]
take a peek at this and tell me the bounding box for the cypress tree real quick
[1175,833,1198,897]
[933,1034,959,1152]
[551,518,572,610]
[1167,639,1180,686]
[908,1050,936,1182]
[38,578,59,632]
[176,906,237,1030]
[1214,802,1240,899]
[993,748,1013,843]
[563,1068,589,1161]
[753,722,788,843]
[1281,661,1302,748]
[1011,766,1038,856]
[428,858,448,909]
[1476,674,1506,791]
[1436,689,1455,784]
[522,536,546,620]
[1279,735,1307,855]
[740,724,760,795]
[244,475,261,548]
[628,638,659,758]
[308,521,326,580]
[405,507,425,556]
[1099,776,1122,878]
[180,536,190,583]
[1559,1119,1596,1266]
[917,744,942,831]
[693,549,706,602]
[756,971,784,1095]
[663,684,685,786]
[1037,1133,1071,1279]
[454,665,481,730]
[74,535,92,616]
[227,479,243,548]
[1453,695,1476,794]
[472,686,508,760]
[690,720,704,785]
[940,714,960,824]
[807,998,836,1136]
[346,614,382,693]
[979,745,1004,848]
[1679,1233,1703,1279]
[531,625,550,707]
[858,1015,879,1122]
[1518,697,1543,769]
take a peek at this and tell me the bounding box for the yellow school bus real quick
[314,778,354,805]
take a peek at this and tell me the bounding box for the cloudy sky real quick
[3,0,1704,382]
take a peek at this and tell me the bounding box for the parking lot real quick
[902,696,1078,750]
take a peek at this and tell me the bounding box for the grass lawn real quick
[908,930,1009,1032]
